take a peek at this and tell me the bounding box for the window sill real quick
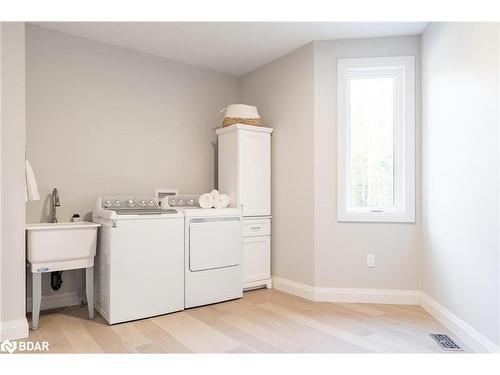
[337,211,415,223]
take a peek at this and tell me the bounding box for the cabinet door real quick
[239,131,271,216]
[243,236,271,283]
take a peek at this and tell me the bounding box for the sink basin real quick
[26,221,101,272]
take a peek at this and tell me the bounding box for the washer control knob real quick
[188,199,195,205]
[170,200,176,206]
[105,200,111,206]
[127,199,134,206]
[114,200,120,206]
[148,200,155,206]
[139,200,146,206]
[178,200,184,206]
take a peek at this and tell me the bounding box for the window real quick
[337,56,415,222]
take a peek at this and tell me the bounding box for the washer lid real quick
[114,208,176,215]
[99,209,184,220]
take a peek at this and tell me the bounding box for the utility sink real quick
[26,221,101,272]
[26,221,101,330]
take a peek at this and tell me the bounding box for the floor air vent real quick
[430,334,463,351]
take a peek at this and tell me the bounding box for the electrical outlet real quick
[367,254,375,268]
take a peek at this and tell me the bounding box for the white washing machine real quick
[165,195,243,308]
[93,196,184,324]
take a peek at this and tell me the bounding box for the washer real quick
[93,196,184,324]
[167,195,243,308]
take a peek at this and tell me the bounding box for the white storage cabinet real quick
[217,124,273,290]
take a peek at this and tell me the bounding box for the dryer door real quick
[189,217,242,271]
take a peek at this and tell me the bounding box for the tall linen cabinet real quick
[216,124,273,290]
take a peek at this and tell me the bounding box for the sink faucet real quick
[51,188,61,223]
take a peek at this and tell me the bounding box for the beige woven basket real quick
[223,117,262,127]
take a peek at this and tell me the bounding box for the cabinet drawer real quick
[242,218,271,237]
[243,236,271,283]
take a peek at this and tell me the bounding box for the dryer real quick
[166,195,243,308]
[93,197,184,324]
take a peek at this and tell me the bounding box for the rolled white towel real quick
[213,193,231,209]
[210,189,219,197]
[199,193,215,209]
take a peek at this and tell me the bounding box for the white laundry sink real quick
[26,221,101,330]
[26,221,101,272]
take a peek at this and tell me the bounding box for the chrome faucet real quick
[51,188,61,223]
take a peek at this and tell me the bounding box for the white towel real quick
[198,193,215,209]
[25,160,40,202]
[213,193,230,209]
[210,189,219,197]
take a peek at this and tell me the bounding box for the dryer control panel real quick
[165,195,200,208]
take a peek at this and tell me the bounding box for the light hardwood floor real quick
[21,289,467,353]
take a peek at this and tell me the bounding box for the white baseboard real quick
[315,286,421,304]
[272,277,315,300]
[243,278,273,291]
[272,276,500,353]
[420,293,499,353]
[0,318,29,341]
[26,291,81,313]
[272,276,419,305]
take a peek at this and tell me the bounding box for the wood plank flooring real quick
[19,288,467,353]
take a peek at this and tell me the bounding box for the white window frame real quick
[337,56,415,223]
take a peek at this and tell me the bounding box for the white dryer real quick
[93,197,184,324]
[166,195,243,308]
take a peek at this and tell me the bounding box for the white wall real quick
[0,22,28,340]
[239,44,316,286]
[421,23,500,347]
[313,36,421,290]
[25,25,239,302]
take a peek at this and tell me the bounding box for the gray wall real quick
[313,36,421,290]
[239,44,316,286]
[239,36,421,291]
[0,22,28,340]
[421,23,499,346]
[25,25,239,300]
[240,36,421,290]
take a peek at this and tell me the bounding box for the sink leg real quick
[80,268,87,307]
[86,266,94,319]
[32,273,41,330]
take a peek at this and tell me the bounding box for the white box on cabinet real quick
[217,124,273,216]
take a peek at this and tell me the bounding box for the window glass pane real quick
[349,77,394,208]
